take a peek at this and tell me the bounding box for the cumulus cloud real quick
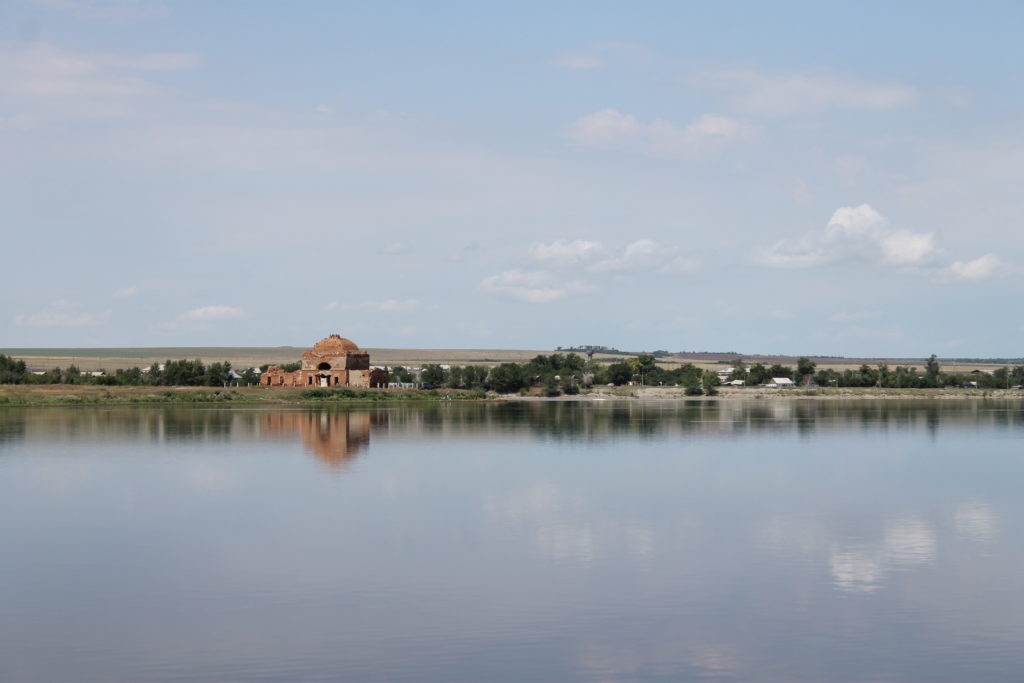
[531,239,603,267]
[112,286,137,298]
[759,204,937,269]
[567,109,752,158]
[531,238,702,275]
[688,67,918,116]
[14,300,109,327]
[947,253,1008,281]
[479,269,589,304]
[178,305,243,321]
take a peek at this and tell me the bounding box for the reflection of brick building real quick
[261,410,372,465]
[260,411,372,464]
[261,334,388,388]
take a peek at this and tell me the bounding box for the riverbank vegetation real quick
[2,352,1022,403]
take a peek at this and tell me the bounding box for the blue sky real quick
[3,0,1022,356]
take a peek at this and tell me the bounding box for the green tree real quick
[204,361,232,387]
[747,363,770,385]
[701,370,719,396]
[0,354,27,384]
[488,363,525,393]
[796,357,816,385]
[420,364,448,387]
[607,362,633,386]
[633,353,658,385]
[925,354,941,387]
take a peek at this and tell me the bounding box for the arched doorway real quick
[317,362,331,387]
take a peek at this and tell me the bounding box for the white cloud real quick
[553,42,652,70]
[947,253,1008,281]
[590,238,663,272]
[759,204,937,269]
[113,286,137,298]
[326,299,420,313]
[689,67,918,116]
[14,300,108,327]
[0,41,199,110]
[479,269,589,304]
[532,239,604,267]
[531,238,702,276]
[567,109,752,158]
[178,305,243,321]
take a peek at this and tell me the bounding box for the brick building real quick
[261,334,388,388]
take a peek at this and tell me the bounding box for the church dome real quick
[307,334,361,356]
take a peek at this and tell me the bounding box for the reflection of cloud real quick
[537,522,595,562]
[955,503,997,542]
[483,481,655,563]
[187,463,237,493]
[577,639,738,681]
[884,516,936,566]
[829,545,884,593]
[829,516,936,593]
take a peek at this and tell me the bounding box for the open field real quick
[1,347,1013,374]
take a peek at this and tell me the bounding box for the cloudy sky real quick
[3,0,1022,356]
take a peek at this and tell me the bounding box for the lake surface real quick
[2,399,1024,682]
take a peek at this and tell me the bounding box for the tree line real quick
[727,354,1024,390]
[394,353,721,396]
[2,352,1022,393]
[0,355,259,387]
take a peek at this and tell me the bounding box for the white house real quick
[766,377,795,388]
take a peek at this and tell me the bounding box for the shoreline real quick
[1,384,1023,407]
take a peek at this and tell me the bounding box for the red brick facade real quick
[261,335,388,388]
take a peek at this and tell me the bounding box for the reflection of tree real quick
[260,411,373,466]
[7,399,1024,450]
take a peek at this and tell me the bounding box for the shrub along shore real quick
[1,352,1022,406]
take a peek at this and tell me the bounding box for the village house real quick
[262,335,388,388]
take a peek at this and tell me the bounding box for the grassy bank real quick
[0,385,489,406]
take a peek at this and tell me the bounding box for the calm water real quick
[2,400,1024,682]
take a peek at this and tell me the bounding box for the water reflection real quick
[260,411,373,466]
[2,399,1024,451]
[2,400,1024,681]
[829,517,937,594]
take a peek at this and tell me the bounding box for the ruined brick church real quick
[261,334,388,388]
